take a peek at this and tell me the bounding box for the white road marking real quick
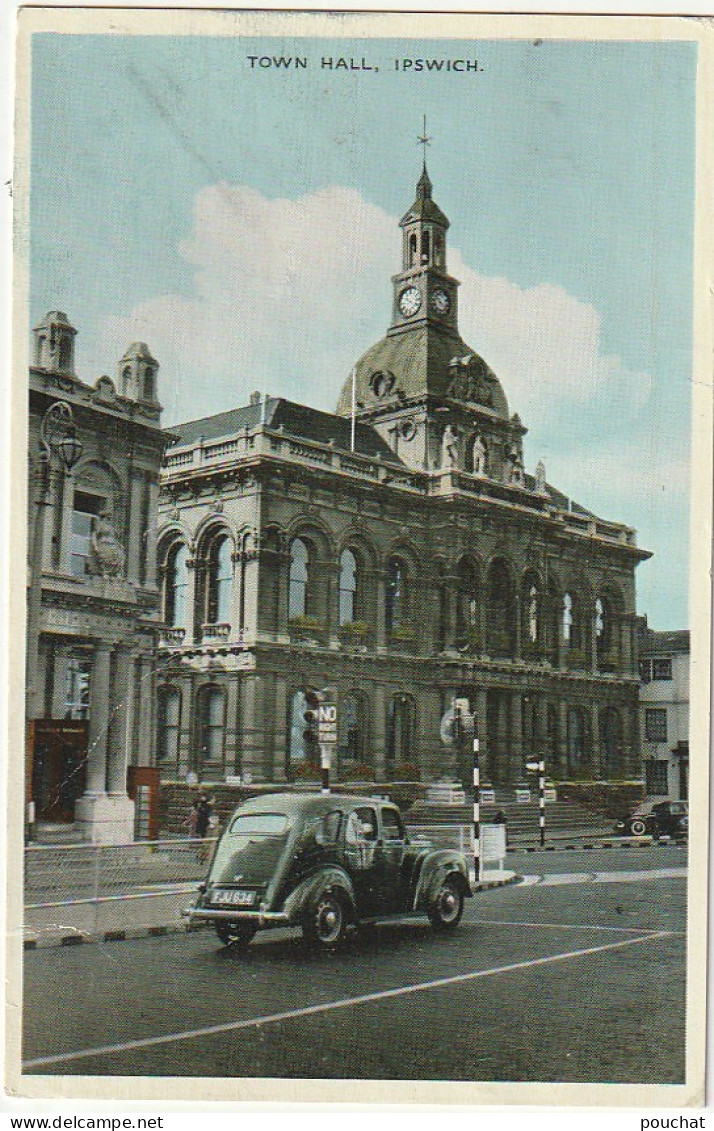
[23,930,672,1070]
[518,868,686,888]
[476,917,686,936]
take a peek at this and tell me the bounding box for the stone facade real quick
[155,167,650,791]
[27,313,169,841]
[637,620,689,800]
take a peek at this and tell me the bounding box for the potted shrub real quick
[338,620,372,646]
[288,615,325,642]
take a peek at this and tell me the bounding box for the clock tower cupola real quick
[391,156,459,336]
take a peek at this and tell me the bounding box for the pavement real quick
[23,868,520,949]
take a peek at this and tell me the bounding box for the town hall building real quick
[153,161,651,789]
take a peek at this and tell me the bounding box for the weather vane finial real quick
[417,114,431,169]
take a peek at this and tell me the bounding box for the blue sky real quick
[29,33,697,628]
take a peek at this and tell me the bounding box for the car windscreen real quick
[209,812,292,885]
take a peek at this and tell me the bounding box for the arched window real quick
[338,693,365,770]
[197,686,225,767]
[387,694,416,773]
[563,592,582,650]
[338,549,358,626]
[421,229,430,264]
[207,534,232,624]
[164,543,189,628]
[142,367,155,400]
[409,233,417,266]
[600,708,621,775]
[288,538,309,619]
[287,689,317,774]
[456,561,478,643]
[522,571,540,649]
[567,707,585,773]
[36,334,46,365]
[58,336,72,370]
[595,596,612,655]
[434,232,443,266]
[157,686,181,766]
[487,560,513,656]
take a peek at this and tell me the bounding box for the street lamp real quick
[26,401,83,838]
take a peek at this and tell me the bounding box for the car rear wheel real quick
[428,877,464,931]
[630,818,648,837]
[215,921,257,949]
[303,891,349,951]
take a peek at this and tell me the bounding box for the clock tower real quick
[337,156,520,478]
[390,162,460,338]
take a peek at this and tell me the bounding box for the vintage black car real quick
[614,799,688,839]
[185,792,473,950]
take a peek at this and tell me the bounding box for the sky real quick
[28,32,697,629]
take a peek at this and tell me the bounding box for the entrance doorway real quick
[31,720,88,822]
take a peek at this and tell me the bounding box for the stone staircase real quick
[406,798,613,843]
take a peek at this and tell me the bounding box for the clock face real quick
[399,286,422,318]
[430,288,451,315]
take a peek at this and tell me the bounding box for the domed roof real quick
[336,327,509,419]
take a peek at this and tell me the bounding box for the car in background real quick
[614,799,688,839]
[184,792,473,951]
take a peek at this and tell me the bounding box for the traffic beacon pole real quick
[454,698,479,887]
[538,759,546,847]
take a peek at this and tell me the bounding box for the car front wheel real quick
[428,877,464,931]
[303,891,349,951]
[630,818,648,837]
[215,921,257,949]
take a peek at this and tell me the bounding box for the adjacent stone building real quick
[638,620,690,800]
[27,312,168,841]
[155,165,651,790]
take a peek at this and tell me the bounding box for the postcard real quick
[7,6,713,1109]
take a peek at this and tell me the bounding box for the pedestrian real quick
[196,793,213,839]
[493,809,508,848]
[185,800,199,839]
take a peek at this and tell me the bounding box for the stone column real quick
[533,694,546,766]
[274,548,290,638]
[590,702,601,779]
[372,685,387,779]
[494,692,507,781]
[184,557,199,644]
[223,675,240,775]
[272,676,288,783]
[514,594,522,660]
[620,614,633,675]
[50,645,68,718]
[57,469,74,572]
[179,674,195,778]
[509,692,523,780]
[240,675,265,781]
[85,643,112,795]
[375,572,387,649]
[107,647,133,795]
[143,474,159,589]
[127,470,145,584]
[557,699,569,776]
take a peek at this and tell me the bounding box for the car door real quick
[343,805,383,915]
[377,805,409,913]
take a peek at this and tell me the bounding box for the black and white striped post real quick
[473,731,482,885]
[538,758,546,846]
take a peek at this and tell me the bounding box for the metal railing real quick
[25,837,217,909]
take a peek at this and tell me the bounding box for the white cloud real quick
[94,181,654,434]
